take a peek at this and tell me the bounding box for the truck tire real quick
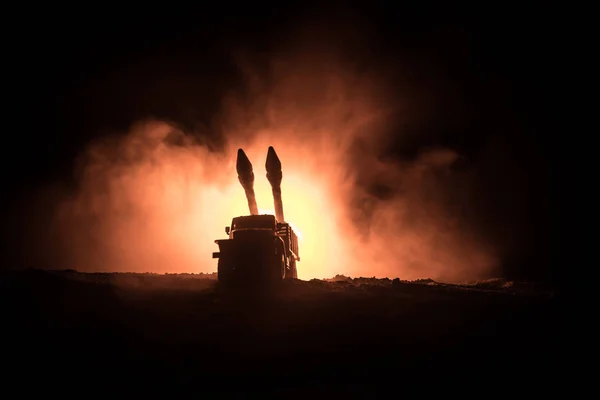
[268,240,286,284]
[266,252,285,284]
[277,253,286,281]
[218,258,236,286]
[288,258,298,279]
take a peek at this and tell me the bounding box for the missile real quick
[236,148,259,215]
[265,146,285,222]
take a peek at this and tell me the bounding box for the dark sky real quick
[4,2,561,282]
[11,4,557,183]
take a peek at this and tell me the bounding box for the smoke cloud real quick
[24,23,502,283]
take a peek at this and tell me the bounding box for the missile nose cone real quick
[266,146,281,172]
[236,148,253,174]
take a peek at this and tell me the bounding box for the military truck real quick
[212,147,300,285]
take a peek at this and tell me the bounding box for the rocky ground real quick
[1,269,563,395]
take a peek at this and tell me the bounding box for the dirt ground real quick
[2,269,563,394]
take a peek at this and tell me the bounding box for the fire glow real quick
[50,53,499,283]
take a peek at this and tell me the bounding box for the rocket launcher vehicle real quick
[214,146,299,284]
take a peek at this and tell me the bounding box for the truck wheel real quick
[288,258,298,279]
[218,259,235,286]
[269,253,285,283]
[279,254,286,280]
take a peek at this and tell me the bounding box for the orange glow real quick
[51,51,500,283]
[168,133,355,280]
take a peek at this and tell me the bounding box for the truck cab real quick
[228,215,278,238]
